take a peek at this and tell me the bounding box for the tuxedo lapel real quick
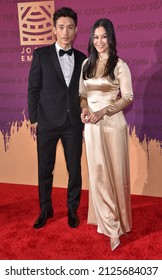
[68,49,81,88]
[49,45,83,89]
[50,44,65,83]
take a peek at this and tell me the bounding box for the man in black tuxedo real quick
[28,7,86,229]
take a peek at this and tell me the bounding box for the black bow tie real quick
[59,48,73,57]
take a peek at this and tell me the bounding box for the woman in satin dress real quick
[79,18,133,251]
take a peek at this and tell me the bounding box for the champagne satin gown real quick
[79,58,133,238]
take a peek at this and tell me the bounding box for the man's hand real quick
[30,122,38,128]
[29,122,38,135]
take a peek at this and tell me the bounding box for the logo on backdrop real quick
[17,1,55,62]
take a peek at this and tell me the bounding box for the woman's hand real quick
[88,108,107,124]
[80,108,90,123]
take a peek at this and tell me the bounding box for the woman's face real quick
[93,26,109,55]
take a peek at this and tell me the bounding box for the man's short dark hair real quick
[53,7,77,27]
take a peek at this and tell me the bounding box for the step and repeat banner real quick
[0,0,162,196]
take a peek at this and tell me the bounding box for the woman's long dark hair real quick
[83,18,118,80]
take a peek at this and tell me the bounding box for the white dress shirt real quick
[55,42,74,87]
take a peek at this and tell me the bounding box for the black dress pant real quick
[36,115,83,211]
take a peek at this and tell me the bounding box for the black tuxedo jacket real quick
[28,43,87,126]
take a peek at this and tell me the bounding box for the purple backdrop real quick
[0,0,162,149]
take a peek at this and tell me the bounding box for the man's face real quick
[54,16,77,49]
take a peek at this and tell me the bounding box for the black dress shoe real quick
[33,209,53,229]
[68,209,79,228]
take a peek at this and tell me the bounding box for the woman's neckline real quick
[98,51,109,61]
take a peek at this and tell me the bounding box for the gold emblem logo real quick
[17,1,55,46]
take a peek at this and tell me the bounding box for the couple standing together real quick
[28,7,133,251]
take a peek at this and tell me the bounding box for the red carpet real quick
[0,183,162,260]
